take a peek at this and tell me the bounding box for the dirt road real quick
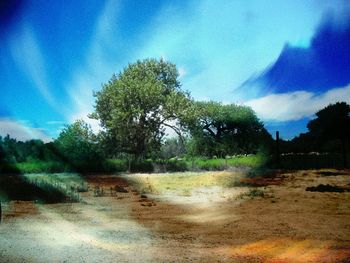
[1,170,349,262]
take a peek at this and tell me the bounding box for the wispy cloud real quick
[0,118,52,142]
[9,25,58,110]
[245,84,350,122]
[66,0,122,131]
[135,0,339,101]
[46,121,66,125]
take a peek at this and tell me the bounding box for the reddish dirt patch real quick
[3,201,39,219]
[238,176,285,186]
[85,175,129,187]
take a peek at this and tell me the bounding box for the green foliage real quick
[186,154,267,171]
[185,101,271,157]
[15,161,70,173]
[92,58,192,160]
[103,159,129,173]
[160,137,186,159]
[54,120,103,172]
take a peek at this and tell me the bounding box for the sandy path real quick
[1,170,350,262]
[0,180,160,263]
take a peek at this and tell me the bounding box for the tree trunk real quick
[276,131,280,167]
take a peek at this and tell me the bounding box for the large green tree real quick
[186,101,269,156]
[91,58,191,160]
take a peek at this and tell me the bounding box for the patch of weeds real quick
[93,186,104,197]
[236,188,265,200]
[180,189,192,196]
[74,182,89,193]
[306,184,346,193]
[247,189,265,198]
[114,185,128,193]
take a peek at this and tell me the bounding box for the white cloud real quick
[245,84,350,122]
[178,67,187,79]
[0,118,52,143]
[69,111,102,134]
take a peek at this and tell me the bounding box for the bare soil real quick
[1,169,350,262]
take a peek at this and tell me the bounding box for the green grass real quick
[104,159,129,172]
[186,154,267,171]
[15,161,71,173]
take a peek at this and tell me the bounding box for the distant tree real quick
[91,58,192,160]
[186,101,268,156]
[1,135,18,163]
[55,120,101,171]
[307,102,350,167]
[160,137,186,159]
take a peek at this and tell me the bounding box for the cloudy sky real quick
[1,0,349,142]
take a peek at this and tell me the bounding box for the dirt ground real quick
[1,169,350,262]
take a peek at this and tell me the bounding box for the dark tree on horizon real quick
[307,102,350,167]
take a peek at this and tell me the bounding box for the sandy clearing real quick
[0,170,350,262]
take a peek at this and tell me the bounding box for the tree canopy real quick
[185,101,270,157]
[55,120,101,170]
[307,102,350,166]
[91,58,192,160]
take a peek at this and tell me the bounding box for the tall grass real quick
[0,173,85,203]
[186,154,267,171]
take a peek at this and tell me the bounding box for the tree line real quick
[1,58,349,172]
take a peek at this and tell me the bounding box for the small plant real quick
[93,186,104,197]
[180,189,192,196]
[75,182,89,192]
[236,188,265,200]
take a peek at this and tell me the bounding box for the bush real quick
[153,159,188,172]
[184,154,267,171]
[130,160,154,173]
[15,161,71,173]
[103,159,128,173]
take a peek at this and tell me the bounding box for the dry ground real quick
[0,169,349,262]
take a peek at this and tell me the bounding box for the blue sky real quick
[0,0,349,142]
